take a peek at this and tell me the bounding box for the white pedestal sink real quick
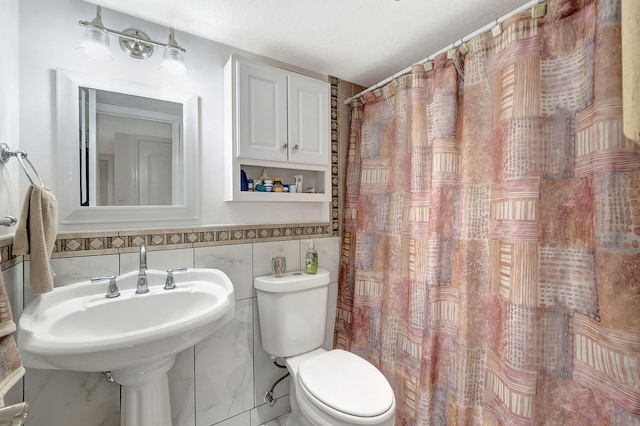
[17,268,235,426]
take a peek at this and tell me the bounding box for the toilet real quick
[255,268,396,426]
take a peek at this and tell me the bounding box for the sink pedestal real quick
[111,356,176,426]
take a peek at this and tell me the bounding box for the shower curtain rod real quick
[344,0,546,105]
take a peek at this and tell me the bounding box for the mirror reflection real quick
[78,88,183,206]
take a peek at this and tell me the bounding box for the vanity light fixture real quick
[77,5,188,77]
[75,5,113,62]
[158,29,187,77]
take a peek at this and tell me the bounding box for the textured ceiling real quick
[84,0,532,87]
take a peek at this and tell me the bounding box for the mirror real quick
[79,88,182,206]
[57,69,199,225]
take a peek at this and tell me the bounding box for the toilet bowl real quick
[286,348,395,426]
[254,269,396,426]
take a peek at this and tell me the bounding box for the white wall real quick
[19,0,330,233]
[0,0,21,238]
[0,0,25,407]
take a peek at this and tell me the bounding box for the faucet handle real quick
[91,275,120,298]
[164,268,187,290]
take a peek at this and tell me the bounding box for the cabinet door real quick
[287,74,329,165]
[237,60,288,161]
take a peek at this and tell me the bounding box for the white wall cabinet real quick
[225,55,331,202]
[236,59,288,163]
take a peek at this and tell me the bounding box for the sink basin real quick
[18,268,235,372]
[18,268,235,426]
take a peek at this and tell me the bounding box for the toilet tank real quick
[255,269,330,357]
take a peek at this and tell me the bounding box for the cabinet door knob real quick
[293,144,299,151]
[281,143,288,149]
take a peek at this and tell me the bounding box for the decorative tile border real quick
[0,222,331,267]
[0,239,20,269]
[330,76,340,236]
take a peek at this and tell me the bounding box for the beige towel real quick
[0,272,25,404]
[12,185,58,295]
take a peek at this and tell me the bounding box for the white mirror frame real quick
[56,69,199,225]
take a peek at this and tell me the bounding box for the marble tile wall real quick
[2,235,339,426]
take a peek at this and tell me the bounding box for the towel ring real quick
[0,142,45,187]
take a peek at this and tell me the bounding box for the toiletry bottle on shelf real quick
[260,169,270,185]
[240,170,248,191]
[294,175,303,193]
[305,241,318,274]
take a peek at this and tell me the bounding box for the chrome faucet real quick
[91,275,120,298]
[136,243,149,294]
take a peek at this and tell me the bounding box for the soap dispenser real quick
[305,241,318,274]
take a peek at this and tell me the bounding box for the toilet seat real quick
[296,349,395,424]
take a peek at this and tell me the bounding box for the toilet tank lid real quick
[254,269,330,293]
[298,349,395,418]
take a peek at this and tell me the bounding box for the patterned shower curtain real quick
[335,0,640,424]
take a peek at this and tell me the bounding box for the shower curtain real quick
[335,0,640,424]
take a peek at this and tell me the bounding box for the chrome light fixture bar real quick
[77,5,187,76]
